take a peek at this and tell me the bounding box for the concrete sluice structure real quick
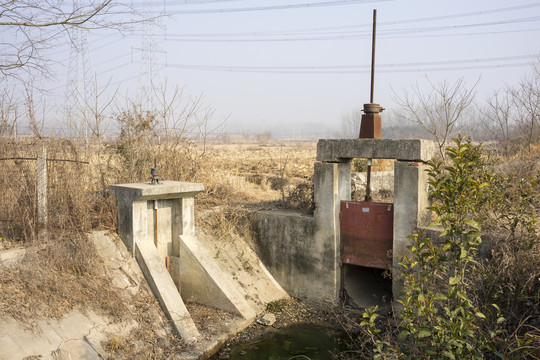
[252,138,436,309]
[109,138,436,358]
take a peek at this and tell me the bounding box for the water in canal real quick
[215,323,348,360]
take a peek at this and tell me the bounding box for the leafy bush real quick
[360,136,539,359]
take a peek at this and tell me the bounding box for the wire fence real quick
[0,137,91,241]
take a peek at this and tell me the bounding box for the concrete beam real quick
[316,139,436,162]
[178,234,257,320]
[135,240,200,343]
[109,181,204,202]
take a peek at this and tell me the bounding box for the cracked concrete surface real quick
[0,231,140,360]
[0,309,136,360]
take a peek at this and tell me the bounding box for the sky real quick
[5,0,540,138]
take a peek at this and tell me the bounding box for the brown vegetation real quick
[0,98,538,359]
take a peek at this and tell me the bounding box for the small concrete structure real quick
[109,181,203,259]
[110,181,204,341]
[109,180,287,348]
[252,138,436,307]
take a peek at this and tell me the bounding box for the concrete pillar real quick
[313,161,351,301]
[37,147,47,241]
[179,197,195,236]
[393,161,431,297]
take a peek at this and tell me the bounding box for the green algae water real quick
[218,324,348,360]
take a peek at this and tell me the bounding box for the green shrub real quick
[361,136,504,359]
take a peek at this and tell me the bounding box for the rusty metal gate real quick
[340,200,393,270]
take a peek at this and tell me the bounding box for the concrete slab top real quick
[109,181,204,201]
[316,138,437,162]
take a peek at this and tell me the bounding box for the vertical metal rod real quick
[365,159,372,202]
[370,9,377,104]
[339,261,345,307]
[153,200,158,247]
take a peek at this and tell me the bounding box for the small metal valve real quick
[150,168,162,185]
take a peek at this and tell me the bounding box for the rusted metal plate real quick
[340,200,393,269]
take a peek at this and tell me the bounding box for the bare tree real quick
[510,60,540,148]
[479,58,540,154]
[338,108,363,138]
[479,89,516,155]
[24,84,46,138]
[0,88,19,136]
[154,81,226,154]
[393,77,478,159]
[0,0,135,80]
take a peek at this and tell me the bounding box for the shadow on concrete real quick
[343,264,392,309]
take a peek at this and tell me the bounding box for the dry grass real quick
[0,232,124,320]
[0,135,319,330]
[1,132,537,359]
[195,141,316,207]
[100,289,186,359]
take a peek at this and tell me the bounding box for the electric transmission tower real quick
[65,0,96,141]
[137,0,165,114]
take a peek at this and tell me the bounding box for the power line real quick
[87,25,540,44]
[378,27,540,40]
[159,15,540,40]
[48,55,133,92]
[93,53,131,70]
[380,16,540,35]
[48,54,537,91]
[169,0,390,14]
[160,2,540,35]
[378,3,540,26]
[85,3,540,44]
[163,54,537,73]
[130,0,252,6]
[167,62,532,73]
[97,60,134,75]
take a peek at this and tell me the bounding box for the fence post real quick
[37,146,47,240]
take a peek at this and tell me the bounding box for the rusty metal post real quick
[359,10,383,140]
[359,9,383,202]
[153,200,158,247]
[365,159,372,202]
[370,9,377,104]
[339,261,345,307]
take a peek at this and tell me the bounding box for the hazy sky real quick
[13,0,540,138]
